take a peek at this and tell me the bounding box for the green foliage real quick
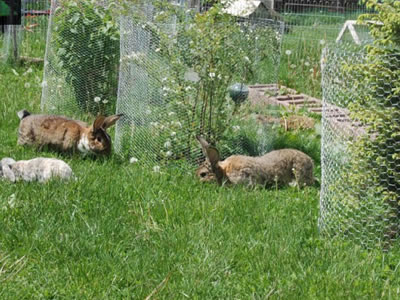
[354,0,400,238]
[360,0,400,47]
[156,4,247,148]
[121,2,281,162]
[216,103,321,166]
[324,0,400,245]
[53,0,119,115]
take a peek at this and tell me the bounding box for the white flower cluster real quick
[129,157,138,164]
[171,121,182,128]
[232,125,241,132]
[94,97,109,104]
[121,51,145,63]
[23,67,33,76]
[164,140,171,148]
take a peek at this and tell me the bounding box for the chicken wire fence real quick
[40,0,119,118]
[1,0,50,62]
[277,2,373,102]
[319,43,400,248]
[277,0,371,13]
[114,4,284,167]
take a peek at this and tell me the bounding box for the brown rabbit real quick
[17,109,122,156]
[196,136,314,187]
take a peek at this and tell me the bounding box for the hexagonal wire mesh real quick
[1,0,50,62]
[40,0,119,119]
[114,3,284,168]
[319,42,400,248]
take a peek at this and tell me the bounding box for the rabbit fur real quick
[17,109,122,156]
[0,157,74,183]
[196,136,314,187]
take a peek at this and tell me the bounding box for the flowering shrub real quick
[120,2,282,163]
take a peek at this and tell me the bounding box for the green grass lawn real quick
[1,59,400,299]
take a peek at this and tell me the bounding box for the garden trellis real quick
[319,43,400,248]
[114,3,284,167]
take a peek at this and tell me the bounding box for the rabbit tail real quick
[17,109,31,120]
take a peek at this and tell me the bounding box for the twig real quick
[144,272,172,300]
[20,56,44,63]
[1,255,27,282]
[265,288,276,299]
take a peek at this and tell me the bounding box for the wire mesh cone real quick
[114,4,284,168]
[41,0,119,119]
[320,43,400,248]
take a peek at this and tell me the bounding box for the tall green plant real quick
[330,0,400,244]
[355,0,400,242]
[124,2,280,161]
[54,0,119,115]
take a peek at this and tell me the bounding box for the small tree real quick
[120,1,281,162]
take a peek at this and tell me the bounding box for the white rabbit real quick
[0,157,74,183]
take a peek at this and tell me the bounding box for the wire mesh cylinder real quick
[40,0,119,118]
[319,43,400,248]
[114,4,284,168]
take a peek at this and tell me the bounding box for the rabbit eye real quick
[200,172,207,178]
[96,136,102,142]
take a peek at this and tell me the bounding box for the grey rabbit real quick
[0,157,74,183]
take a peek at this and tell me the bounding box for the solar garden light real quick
[228,83,249,105]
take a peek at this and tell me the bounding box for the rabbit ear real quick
[196,136,220,164]
[2,164,15,183]
[93,115,106,132]
[196,136,224,185]
[197,135,209,148]
[206,146,220,168]
[197,135,210,157]
[103,114,123,130]
[197,136,220,165]
[206,146,224,185]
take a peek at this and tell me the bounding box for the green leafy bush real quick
[324,0,400,245]
[121,2,281,163]
[53,0,119,115]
